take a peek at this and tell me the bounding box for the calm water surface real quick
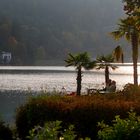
[0,65,138,92]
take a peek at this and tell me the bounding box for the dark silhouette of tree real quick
[65,52,96,95]
[96,54,117,87]
[111,17,140,86]
[113,45,124,63]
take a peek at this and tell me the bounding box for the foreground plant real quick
[0,119,13,140]
[98,110,140,140]
[27,121,77,140]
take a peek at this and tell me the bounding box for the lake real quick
[0,65,138,92]
[0,64,139,124]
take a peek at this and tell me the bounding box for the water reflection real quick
[0,65,138,92]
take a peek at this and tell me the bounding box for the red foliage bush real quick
[16,93,140,139]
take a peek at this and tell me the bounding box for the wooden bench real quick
[87,88,115,95]
[87,88,99,95]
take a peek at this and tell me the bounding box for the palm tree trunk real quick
[105,66,109,87]
[132,32,138,86]
[77,68,82,95]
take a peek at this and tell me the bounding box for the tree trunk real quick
[76,68,82,96]
[105,66,109,87]
[132,32,138,86]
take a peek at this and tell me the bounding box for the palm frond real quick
[96,54,117,70]
[65,52,95,71]
[111,17,138,42]
[111,65,118,70]
[84,61,97,70]
[113,45,124,63]
[110,31,124,40]
[96,65,105,70]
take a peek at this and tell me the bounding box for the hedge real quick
[16,92,140,140]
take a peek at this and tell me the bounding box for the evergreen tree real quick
[111,17,140,86]
[65,52,96,95]
[96,54,117,87]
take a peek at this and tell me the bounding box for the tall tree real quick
[65,52,96,96]
[96,54,117,87]
[111,17,140,86]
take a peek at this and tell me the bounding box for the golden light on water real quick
[114,66,134,75]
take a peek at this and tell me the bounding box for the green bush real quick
[98,110,140,140]
[27,111,140,140]
[27,120,77,140]
[16,94,140,139]
[0,120,13,140]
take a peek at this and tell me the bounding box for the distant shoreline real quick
[0,64,138,74]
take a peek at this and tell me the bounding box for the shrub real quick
[16,94,140,139]
[0,120,13,140]
[122,83,140,94]
[98,110,140,140]
[27,120,77,140]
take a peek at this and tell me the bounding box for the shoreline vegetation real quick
[1,83,140,139]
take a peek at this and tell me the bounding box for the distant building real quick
[0,51,12,64]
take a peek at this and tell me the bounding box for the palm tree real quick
[96,54,117,87]
[123,0,140,16]
[113,45,124,63]
[65,52,96,96]
[111,17,140,86]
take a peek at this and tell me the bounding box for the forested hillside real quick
[0,0,130,65]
